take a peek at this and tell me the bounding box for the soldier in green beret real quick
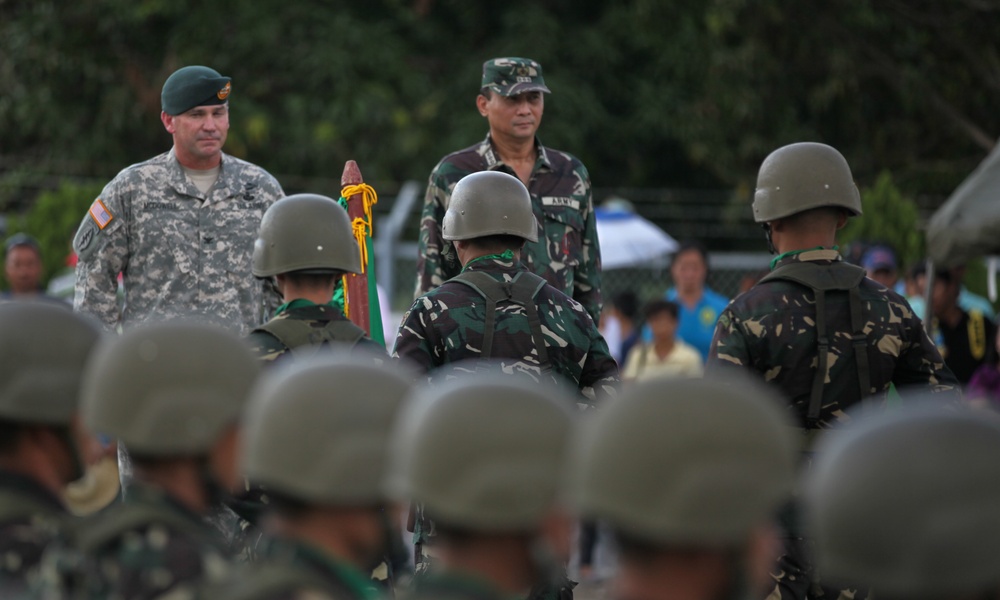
[415,57,603,325]
[71,65,284,335]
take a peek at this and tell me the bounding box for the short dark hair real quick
[672,240,709,267]
[468,234,526,254]
[612,291,640,320]
[479,87,494,100]
[644,299,679,321]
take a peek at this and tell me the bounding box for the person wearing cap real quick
[386,373,578,600]
[570,375,798,600]
[707,142,957,600]
[37,322,259,597]
[860,243,899,289]
[0,303,102,593]
[395,171,618,403]
[804,405,1000,600]
[71,65,284,334]
[203,356,411,599]
[2,233,50,300]
[415,57,603,325]
[247,193,383,362]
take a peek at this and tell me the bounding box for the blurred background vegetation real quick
[2,0,999,292]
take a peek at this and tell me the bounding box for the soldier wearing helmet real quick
[247,193,382,362]
[203,355,411,599]
[805,405,1000,600]
[570,375,798,600]
[394,171,618,402]
[39,322,260,597]
[706,142,957,600]
[0,303,102,593]
[385,373,578,600]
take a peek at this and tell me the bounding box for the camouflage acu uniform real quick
[36,483,231,598]
[73,148,284,334]
[246,301,382,363]
[415,135,603,324]
[201,537,379,600]
[396,255,619,402]
[708,249,957,428]
[0,469,69,595]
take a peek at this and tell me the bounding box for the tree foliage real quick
[2,0,999,206]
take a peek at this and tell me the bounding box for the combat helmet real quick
[442,171,538,242]
[0,302,101,425]
[752,142,862,223]
[571,374,796,546]
[385,373,574,531]
[81,322,260,456]
[253,194,361,278]
[805,406,1000,598]
[242,354,412,505]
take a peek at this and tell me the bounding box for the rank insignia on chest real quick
[88,198,114,230]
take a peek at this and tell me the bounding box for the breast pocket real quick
[541,203,585,268]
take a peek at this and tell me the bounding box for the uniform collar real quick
[770,246,841,270]
[0,468,66,512]
[478,134,552,172]
[461,252,522,274]
[167,147,232,199]
[260,537,379,600]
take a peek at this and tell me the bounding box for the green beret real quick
[161,65,232,116]
[481,57,550,97]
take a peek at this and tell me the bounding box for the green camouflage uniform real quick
[415,135,603,324]
[36,483,231,599]
[707,248,957,600]
[708,249,957,428]
[396,254,619,402]
[0,470,69,595]
[246,301,382,363]
[202,536,379,600]
[403,572,574,600]
[73,149,284,334]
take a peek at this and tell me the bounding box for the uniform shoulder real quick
[222,153,283,192]
[106,151,174,186]
[431,142,487,178]
[541,145,589,175]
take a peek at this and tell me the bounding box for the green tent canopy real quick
[927,141,1000,268]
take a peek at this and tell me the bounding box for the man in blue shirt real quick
[660,241,730,362]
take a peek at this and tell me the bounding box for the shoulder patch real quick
[88,198,114,229]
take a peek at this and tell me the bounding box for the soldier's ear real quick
[161,111,175,134]
[476,94,490,117]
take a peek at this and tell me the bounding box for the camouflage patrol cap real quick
[571,374,797,546]
[805,406,1000,597]
[0,302,101,425]
[161,65,232,116]
[481,57,551,97]
[82,322,259,456]
[252,194,361,278]
[442,171,538,242]
[242,354,411,505]
[752,142,862,223]
[385,373,575,531]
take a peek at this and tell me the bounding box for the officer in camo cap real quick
[38,321,260,598]
[385,372,577,600]
[247,193,383,363]
[805,405,1000,599]
[415,55,604,326]
[0,303,102,593]
[72,64,284,335]
[706,142,958,600]
[570,374,798,600]
[204,354,412,599]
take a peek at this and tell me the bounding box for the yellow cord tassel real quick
[341,183,378,273]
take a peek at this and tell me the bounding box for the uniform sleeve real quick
[415,166,458,300]
[892,309,960,394]
[391,299,436,374]
[706,308,753,372]
[72,183,128,331]
[573,164,603,324]
[578,315,620,404]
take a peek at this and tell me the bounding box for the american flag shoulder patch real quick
[88,198,114,230]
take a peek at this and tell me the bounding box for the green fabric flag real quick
[335,195,385,348]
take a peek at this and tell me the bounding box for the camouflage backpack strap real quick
[253,316,365,358]
[759,260,869,427]
[75,501,216,555]
[452,270,551,371]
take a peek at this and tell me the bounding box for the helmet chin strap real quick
[761,223,777,255]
